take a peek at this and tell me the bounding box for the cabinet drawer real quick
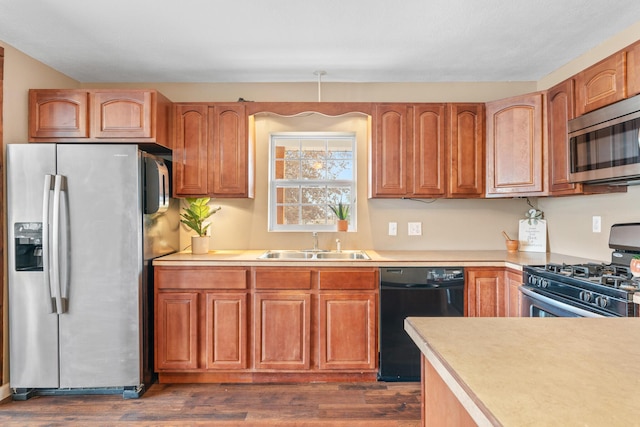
[254,269,312,290]
[318,269,378,290]
[156,267,248,290]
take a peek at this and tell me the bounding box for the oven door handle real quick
[520,286,605,318]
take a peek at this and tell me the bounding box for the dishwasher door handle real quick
[381,281,463,290]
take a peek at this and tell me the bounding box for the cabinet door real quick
[370,104,410,197]
[505,270,523,317]
[627,41,640,98]
[319,293,376,370]
[155,292,199,370]
[448,103,484,197]
[575,52,626,116]
[465,268,505,317]
[91,91,152,138]
[209,104,250,197]
[413,104,446,197]
[174,104,209,196]
[205,292,248,369]
[486,93,545,196]
[254,292,311,370]
[548,79,582,195]
[29,90,89,139]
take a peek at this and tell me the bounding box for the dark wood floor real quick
[0,382,421,426]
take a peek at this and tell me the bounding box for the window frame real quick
[268,131,357,232]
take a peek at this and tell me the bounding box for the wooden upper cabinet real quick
[370,104,410,197]
[485,92,546,197]
[173,103,254,198]
[412,104,447,197]
[209,104,253,198]
[91,91,152,138]
[547,79,581,195]
[626,40,640,98]
[174,104,209,196]
[448,103,485,197]
[28,89,172,148]
[29,90,89,139]
[370,103,483,199]
[574,52,626,116]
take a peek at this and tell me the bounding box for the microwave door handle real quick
[51,175,67,315]
[42,175,55,313]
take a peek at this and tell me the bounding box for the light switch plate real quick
[408,222,422,236]
[388,222,397,236]
[592,216,602,233]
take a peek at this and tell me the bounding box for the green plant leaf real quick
[180,197,221,237]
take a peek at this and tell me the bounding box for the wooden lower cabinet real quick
[205,292,248,369]
[155,292,199,370]
[505,269,523,317]
[154,265,378,383]
[319,292,377,370]
[465,267,506,317]
[422,356,476,426]
[254,292,311,370]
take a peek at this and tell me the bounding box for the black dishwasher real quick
[378,267,464,381]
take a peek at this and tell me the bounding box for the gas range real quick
[521,223,640,318]
[523,263,637,317]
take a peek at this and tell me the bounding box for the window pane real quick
[283,160,300,179]
[326,159,352,180]
[301,187,325,204]
[283,205,300,225]
[302,205,327,225]
[283,187,300,203]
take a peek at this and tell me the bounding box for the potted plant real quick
[180,197,221,254]
[329,201,350,232]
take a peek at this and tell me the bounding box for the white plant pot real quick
[191,236,210,255]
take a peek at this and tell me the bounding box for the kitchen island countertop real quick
[153,249,601,269]
[404,317,640,426]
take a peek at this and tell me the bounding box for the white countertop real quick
[405,317,640,426]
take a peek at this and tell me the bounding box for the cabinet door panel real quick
[465,269,505,317]
[505,270,523,317]
[254,293,311,370]
[371,104,409,196]
[29,90,89,139]
[254,268,312,290]
[174,104,209,196]
[548,79,581,195]
[449,104,484,197]
[486,93,544,195]
[205,293,247,369]
[155,292,199,370]
[627,41,640,98]
[209,104,249,197]
[575,52,626,116]
[319,293,376,370]
[91,91,152,138]
[413,104,446,196]
[318,268,378,290]
[156,267,248,290]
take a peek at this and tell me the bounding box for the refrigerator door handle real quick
[51,175,68,314]
[42,174,56,313]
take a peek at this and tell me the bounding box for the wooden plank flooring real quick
[0,382,421,426]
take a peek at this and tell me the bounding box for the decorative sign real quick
[519,218,547,252]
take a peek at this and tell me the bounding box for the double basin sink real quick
[258,250,370,260]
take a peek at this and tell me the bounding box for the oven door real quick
[520,286,606,318]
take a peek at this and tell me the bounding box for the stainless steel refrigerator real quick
[7,143,180,399]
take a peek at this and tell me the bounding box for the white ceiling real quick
[1,0,640,83]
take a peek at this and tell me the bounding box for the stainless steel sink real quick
[258,250,370,260]
[314,251,370,260]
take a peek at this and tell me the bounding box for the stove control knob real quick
[579,291,592,303]
[595,296,608,308]
[540,279,549,288]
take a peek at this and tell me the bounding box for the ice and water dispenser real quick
[14,222,43,271]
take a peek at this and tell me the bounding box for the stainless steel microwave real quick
[569,94,640,185]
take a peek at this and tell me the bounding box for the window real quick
[268,132,356,232]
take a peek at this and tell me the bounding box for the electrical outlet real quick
[388,222,397,236]
[408,222,422,236]
[592,216,602,233]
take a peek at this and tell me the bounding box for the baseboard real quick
[0,383,12,402]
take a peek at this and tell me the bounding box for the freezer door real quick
[56,144,143,388]
[7,144,60,388]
